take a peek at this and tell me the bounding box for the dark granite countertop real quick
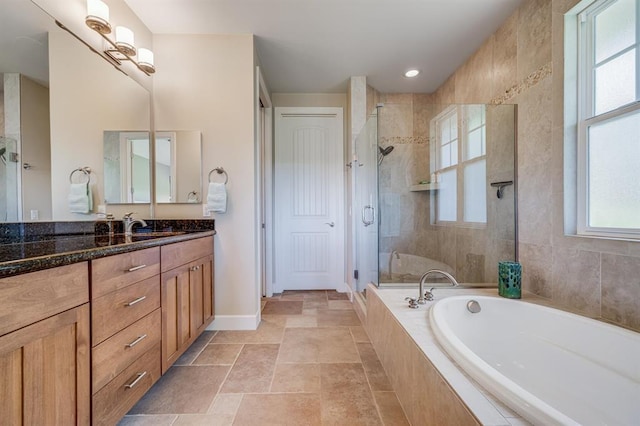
[0,220,215,278]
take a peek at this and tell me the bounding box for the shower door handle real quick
[362,205,375,227]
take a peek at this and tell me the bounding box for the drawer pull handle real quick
[124,371,147,389]
[125,334,148,348]
[125,296,147,307]
[190,265,200,271]
[127,264,147,272]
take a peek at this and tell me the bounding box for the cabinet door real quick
[190,255,214,335]
[0,304,90,426]
[161,265,192,373]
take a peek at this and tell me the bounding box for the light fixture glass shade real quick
[138,48,156,74]
[115,26,136,56]
[404,69,420,78]
[86,0,111,34]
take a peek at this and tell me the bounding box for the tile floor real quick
[120,290,409,425]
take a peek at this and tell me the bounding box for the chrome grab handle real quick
[124,371,147,389]
[362,205,375,227]
[127,264,147,272]
[324,222,335,227]
[125,296,146,307]
[125,334,148,348]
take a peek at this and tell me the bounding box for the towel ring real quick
[208,167,228,185]
[69,167,91,184]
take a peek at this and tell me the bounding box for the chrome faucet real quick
[123,212,148,236]
[418,269,459,303]
[388,250,400,277]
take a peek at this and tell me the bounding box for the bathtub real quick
[430,295,640,425]
[379,252,454,283]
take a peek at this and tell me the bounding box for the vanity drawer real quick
[0,262,89,337]
[92,309,161,392]
[92,343,161,426]
[161,236,213,272]
[92,247,160,298]
[92,275,160,346]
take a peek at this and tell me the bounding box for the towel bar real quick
[69,167,91,184]
[208,167,228,184]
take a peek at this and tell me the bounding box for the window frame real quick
[432,105,488,228]
[575,0,640,239]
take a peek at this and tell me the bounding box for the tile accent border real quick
[490,62,553,105]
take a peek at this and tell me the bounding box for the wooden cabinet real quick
[0,263,90,426]
[161,236,214,373]
[91,248,162,426]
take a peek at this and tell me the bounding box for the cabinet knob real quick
[190,265,200,271]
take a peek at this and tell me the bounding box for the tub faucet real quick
[419,269,459,303]
[123,212,148,236]
[389,250,400,276]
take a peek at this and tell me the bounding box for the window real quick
[432,105,487,225]
[574,0,640,239]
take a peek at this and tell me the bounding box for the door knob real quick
[324,222,335,227]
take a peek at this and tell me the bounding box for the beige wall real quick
[430,0,640,331]
[152,34,260,325]
[20,75,51,221]
[49,29,151,220]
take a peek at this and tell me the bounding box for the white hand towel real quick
[68,183,92,214]
[207,182,227,213]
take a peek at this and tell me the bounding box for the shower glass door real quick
[353,109,379,292]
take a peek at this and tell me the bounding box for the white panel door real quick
[274,107,344,291]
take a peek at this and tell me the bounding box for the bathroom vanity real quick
[0,222,215,425]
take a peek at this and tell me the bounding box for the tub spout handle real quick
[405,297,420,309]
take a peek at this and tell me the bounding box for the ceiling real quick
[125,0,525,94]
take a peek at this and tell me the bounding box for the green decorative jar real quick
[498,261,521,299]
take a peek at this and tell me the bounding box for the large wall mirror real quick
[1,0,56,221]
[155,130,202,204]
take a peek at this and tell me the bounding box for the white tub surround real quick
[430,295,640,426]
[366,285,528,426]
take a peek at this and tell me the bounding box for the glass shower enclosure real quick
[352,103,517,294]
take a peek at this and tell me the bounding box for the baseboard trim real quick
[207,310,261,331]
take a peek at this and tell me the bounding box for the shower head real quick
[378,145,394,165]
[378,146,394,156]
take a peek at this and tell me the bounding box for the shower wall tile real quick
[551,248,601,317]
[519,242,553,298]
[434,74,456,105]
[553,0,582,13]
[379,93,413,105]
[455,38,494,104]
[517,0,552,81]
[601,254,640,330]
[492,11,518,101]
[379,103,414,140]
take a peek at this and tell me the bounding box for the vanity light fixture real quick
[86,0,111,34]
[137,48,155,74]
[404,69,420,78]
[85,0,155,75]
[114,26,136,56]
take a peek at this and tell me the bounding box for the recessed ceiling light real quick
[404,69,420,78]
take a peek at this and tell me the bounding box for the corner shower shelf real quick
[409,183,440,192]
